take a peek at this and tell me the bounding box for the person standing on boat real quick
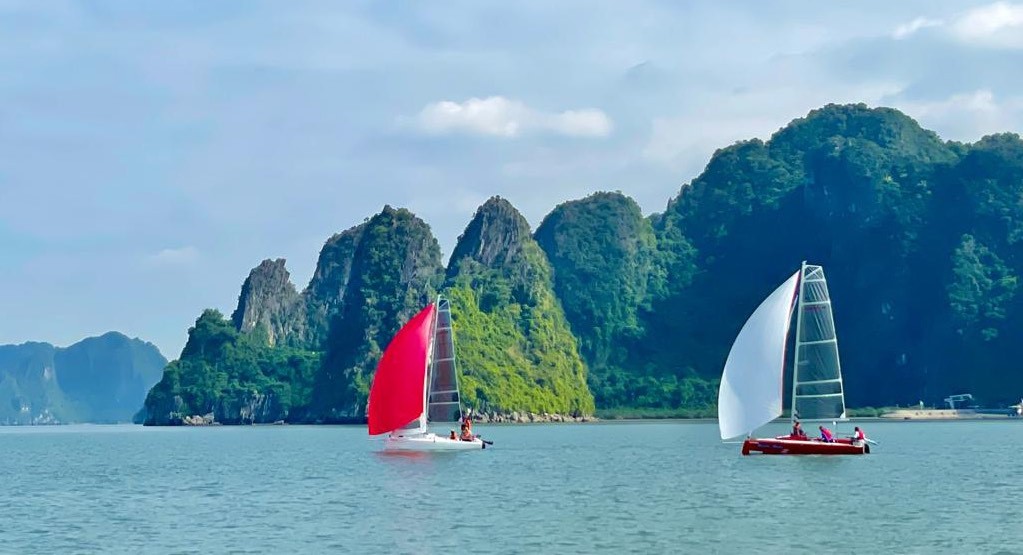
[818,425,834,443]
[791,420,807,439]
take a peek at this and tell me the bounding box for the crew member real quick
[852,426,866,442]
[819,425,834,443]
[791,420,807,439]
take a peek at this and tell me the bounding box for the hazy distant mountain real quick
[0,332,166,424]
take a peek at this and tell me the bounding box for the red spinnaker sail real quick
[367,303,436,435]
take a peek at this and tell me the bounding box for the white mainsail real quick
[718,271,800,440]
[791,264,846,421]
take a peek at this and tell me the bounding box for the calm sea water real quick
[2,420,1022,554]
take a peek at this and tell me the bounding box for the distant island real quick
[141,103,1023,425]
[0,332,166,424]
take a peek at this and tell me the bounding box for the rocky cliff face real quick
[227,227,370,352]
[310,206,444,421]
[231,258,304,347]
[444,197,595,416]
[447,196,532,277]
[303,223,366,349]
[1,334,166,424]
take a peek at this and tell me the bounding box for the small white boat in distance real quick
[368,296,487,451]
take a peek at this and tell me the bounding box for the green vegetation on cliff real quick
[311,206,444,421]
[143,103,1023,422]
[143,310,320,424]
[444,197,594,416]
[640,104,1023,408]
[535,192,675,409]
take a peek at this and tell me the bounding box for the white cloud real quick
[951,2,1023,47]
[894,89,1023,141]
[893,17,943,39]
[642,82,905,177]
[892,4,1023,48]
[147,246,199,266]
[903,89,999,117]
[414,96,612,138]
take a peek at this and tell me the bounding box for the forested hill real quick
[144,103,1023,424]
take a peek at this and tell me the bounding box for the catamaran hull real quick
[385,433,485,451]
[742,437,869,455]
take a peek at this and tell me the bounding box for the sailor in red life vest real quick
[852,426,866,442]
[818,425,835,443]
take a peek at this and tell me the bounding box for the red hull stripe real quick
[742,437,867,455]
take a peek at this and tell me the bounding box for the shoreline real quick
[8,409,1023,427]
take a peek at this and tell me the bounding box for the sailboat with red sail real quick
[368,295,486,450]
[717,262,872,455]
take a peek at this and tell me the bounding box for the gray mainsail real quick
[427,296,463,424]
[791,263,847,422]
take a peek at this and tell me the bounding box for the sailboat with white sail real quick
[367,296,487,451]
[717,262,870,455]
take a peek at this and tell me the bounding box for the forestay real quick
[791,264,847,421]
[718,271,800,440]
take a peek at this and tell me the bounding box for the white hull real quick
[385,432,484,451]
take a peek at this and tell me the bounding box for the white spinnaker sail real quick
[791,264,846,421]
[718,271,800,440]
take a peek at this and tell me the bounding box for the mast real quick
[791,261,806,423]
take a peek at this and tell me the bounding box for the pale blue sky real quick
[2,1,1021,359]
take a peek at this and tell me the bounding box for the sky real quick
[2,1,1022,359]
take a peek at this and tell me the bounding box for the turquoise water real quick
[2,420,1022,554]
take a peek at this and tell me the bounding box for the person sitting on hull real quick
[449,430,457,440]
[851,426,866,443]
[459,423,474,441]
[791,420,807,439]
[818,425,835,443]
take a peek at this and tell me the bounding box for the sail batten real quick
[718,271,801,440]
